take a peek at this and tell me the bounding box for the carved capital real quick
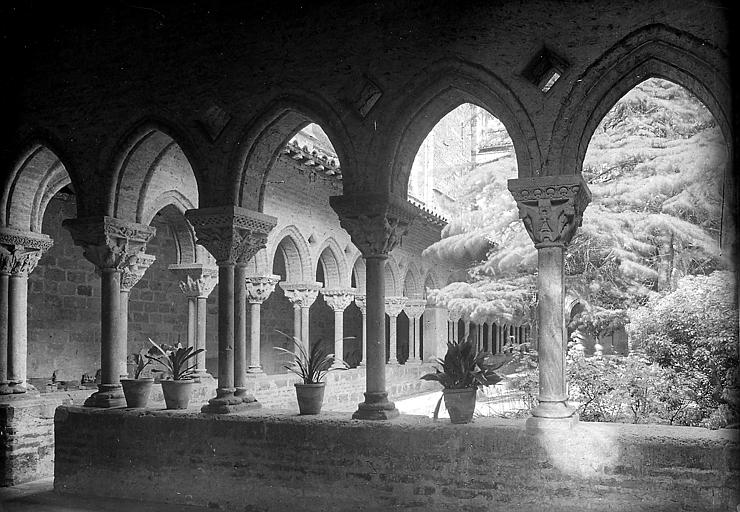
[62,216,156,271]
[508,175,591,248]
[280,282,322,308]
[354,294,367,314]
[321,288,357,312]
[0,228,53,276]
[330,193,416,258]
[384,296,407,317]
[245,275,280,304]
[120,253,156,292]
[403,298,426,319]
[448,310,462,323]
[169,263,219,298]
[185,206,277,265]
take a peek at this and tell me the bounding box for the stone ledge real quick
[54,406,740,511]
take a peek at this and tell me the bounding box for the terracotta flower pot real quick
[161,379,195,409]
[120,378,154,408]
[294,382,326,415]
[443,388,477,424]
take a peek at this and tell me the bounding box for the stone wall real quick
[54,407,740,511]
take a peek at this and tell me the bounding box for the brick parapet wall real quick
[54,406,740,511]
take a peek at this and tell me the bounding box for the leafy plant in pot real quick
[120,348,154,408]
[146,338,204,410]
[421,339,508,424]
[274,331,349,415]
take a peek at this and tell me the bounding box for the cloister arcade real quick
[0,1,736,509]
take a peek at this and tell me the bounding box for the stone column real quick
[119,253,155,378]
[63,217,155,407]
[321,288,356,368]
[245,275,280,375]
[448,310,461,342]
[354,294,367,367]
[487,323,494,353]
[509,175,591,420]
[185,206,276,414]
[281,283,322,353]
[233,260,249,398]
[169,263,218,377]
[404,299,426,364]
[463,321,471,343]
[0,228,53,395]
[385,296,406,365]
[331,193,415,420]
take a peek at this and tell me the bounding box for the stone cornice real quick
[507,175,591,248]
[0,227,54,252]
[384,296,407,317]
[120,253,156,292]
[245,274,281,304]
[185,206,277,265]
[169,263,219,298]
[62,216,156,271]
[320,288,357,311]
[330,193,416,258]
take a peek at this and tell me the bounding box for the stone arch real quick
[148,202,198,265]
[350,255,366,293]
[110,122,200,224]
[2,143,75,232]
[314,237,348,288]
[370,59,539,196]
[422,272,438,300]
[267,225,311,283]
[384,254,402,296]
[231,92,356,211]
[403,262,423,298]
[548,24,731,176]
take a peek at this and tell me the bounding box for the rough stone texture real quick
[54,406,740,511]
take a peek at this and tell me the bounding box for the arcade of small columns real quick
[446,309,532,355]
[0,175,590,421]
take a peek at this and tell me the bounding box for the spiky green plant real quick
[273,330,348,384]
[130,348,152,379]
[421,339,506,390]
[146,338,204,380]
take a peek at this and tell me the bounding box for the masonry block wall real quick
[54,407,740,511]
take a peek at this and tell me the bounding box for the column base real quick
[0,386,41,402]
[526,414,579,434]
[234,387,259,404]
[351,392,399,421]
[246,366,263,374]
[0,382,39,395]
[531,401,578,419]
[387,360,400,366]
[84,384,126,408]
[201,397,261,414]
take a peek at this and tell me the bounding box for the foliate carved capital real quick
[280,282,322,308]
[169,263,219,298]
[321,288,357,312]
[0,228,53,276]
[62,216,156,271]
[245,275,280,304]
[354,294,367,314]
[403,298,426,319]
[330,193,416,258]
[120,253,156,292]
[384,296,407,317]
[507,175,591,248]
[185,206,277,265]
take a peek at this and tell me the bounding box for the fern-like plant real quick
[273,330,348,384]
[146,338,204,380]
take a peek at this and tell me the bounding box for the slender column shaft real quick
[388,314,398,364]
[187,297,197,350]
[248,302,262,372]
[452,321,458,342]
[334,309,344,364]
[300,306,310,353]
[360,311,367,366]
[0,274,8,385]
[537,246,567,404]
[487,323,493,353]
[292,304,301,342]
[196,296,207,372]
[7,274,28,386]
[408,318,414,360]
[365,257,386,394]
[234,265,247,395]
[119,290,130,379]
[100,269,122,388]
[217,263,236,396]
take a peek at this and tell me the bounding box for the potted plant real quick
[120,348,154,408]
[146,338,204,410]
[421,339,508,424]
[274,332,349,415]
